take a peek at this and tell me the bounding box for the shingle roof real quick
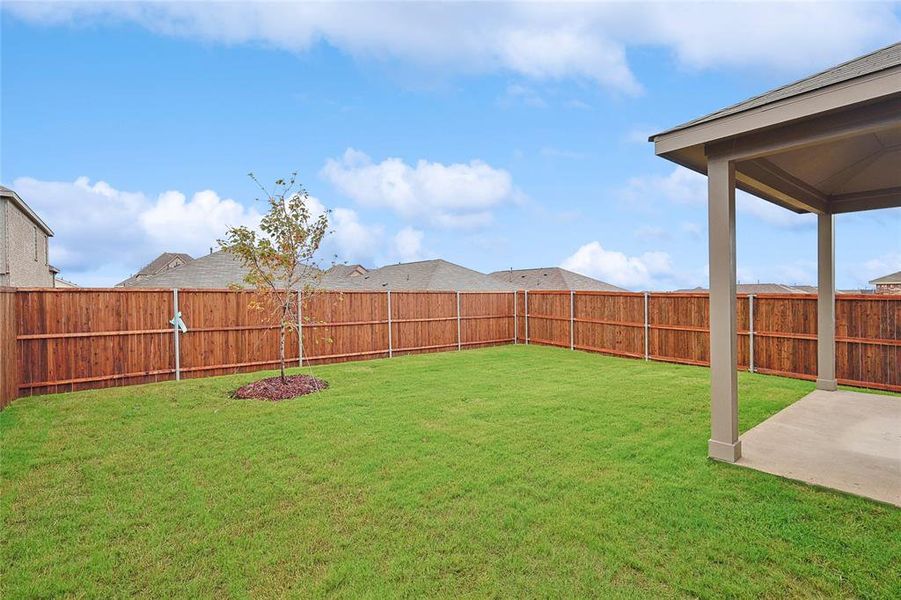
[325,264,369,278]
[336,259,514,291]
[870,270,901,285]
[117,252,194,286]
[127,250,323,289]
[653,42,901,138]
[488,268,626,291]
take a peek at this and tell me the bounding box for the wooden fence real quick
[515,291,899,393]
[1,288,897,406]
[7,289,515,399]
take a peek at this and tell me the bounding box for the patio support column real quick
[707,156,741,462]
[816,213,838,391]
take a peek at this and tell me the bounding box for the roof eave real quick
[1,188,54,236]
[651,65,901,155]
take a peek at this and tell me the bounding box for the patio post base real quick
[708,439,742,462]
[815,378,838,391]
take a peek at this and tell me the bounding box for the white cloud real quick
[640,3,898,73]
[622,166,815,229]
[9,175,393,286]
[561,241,675,289]
[634,225,669,241]
[321,148,519,229]
[7,2,897,93]
[327,207,383,265]
[393,227,425,262]
[139,189,263,252]
[496,28,640,94]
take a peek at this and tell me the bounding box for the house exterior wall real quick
[0,198,7,286]
[875,283,901,295]
[1,197,54,287]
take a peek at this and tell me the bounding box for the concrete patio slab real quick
[736,389,901,506]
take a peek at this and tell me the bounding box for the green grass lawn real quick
[2,345,898,598]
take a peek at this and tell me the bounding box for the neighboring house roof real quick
[870,270,901,285]
[791,285,819,294]
[335,259,514,291]
[674,284,815,294]
[0,185,54,236]
[489,267,626,292]
[128,250,322,289]
[118,252,194,286]
[53,276,79,288]
[653,42,901,138]
[326,264,369,278]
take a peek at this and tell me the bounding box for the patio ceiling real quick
[651,43,901,216]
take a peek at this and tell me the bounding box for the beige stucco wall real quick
[0,198,7,286]
[2,197,54,287]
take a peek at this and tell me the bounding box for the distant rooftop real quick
[127,250,323,289]
[870,270,901,285]
[325,264,369,278]
[489,267,626,292]
[341,259,513,292]
[118,252,194,287]
[670,284,873,295]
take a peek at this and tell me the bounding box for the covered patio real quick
[651,43,900,504]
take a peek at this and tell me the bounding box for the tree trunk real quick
[279,324,286,384]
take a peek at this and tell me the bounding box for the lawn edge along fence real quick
[1,288,898,407]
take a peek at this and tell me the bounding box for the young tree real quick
[219,173,329,384]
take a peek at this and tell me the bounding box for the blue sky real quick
[2,1,899,289]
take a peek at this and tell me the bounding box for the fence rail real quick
[0,288,897,406]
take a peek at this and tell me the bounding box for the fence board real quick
[0,289,16,408]
[573,292,644,358]
[460,292,516,349]
[16,289,174,395]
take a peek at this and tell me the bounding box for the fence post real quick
[524,290,529,344]
[0,288,18,408]
[570,290,575,350]
[386,290,393,358]
[297,289,303,367]
[513,291,517,344]
[172,288,181,380]
[456,291,462,351]
[643,291,649,361]
[748,294,755,373]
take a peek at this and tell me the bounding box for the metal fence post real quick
[524,290,529,344]
[172,288,181,380]
[456,291,462,351]
[643,291,649,361]
[748,294,755,373]
[513,291,517,344]
[570,290,575,350]
[297,289,303,367]
[386,290,393,358]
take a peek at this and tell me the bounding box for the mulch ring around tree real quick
[233,375,329,401]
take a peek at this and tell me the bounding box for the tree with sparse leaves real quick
[218,173,329,384]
